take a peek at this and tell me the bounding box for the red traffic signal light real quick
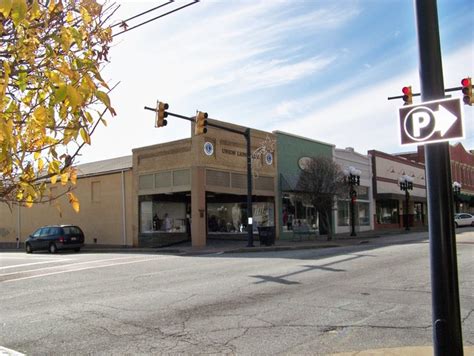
[195,111,208,135]
[402,86,412,105]
[155,101,168,127]
[461,77,473,105]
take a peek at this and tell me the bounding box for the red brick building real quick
[396,143,474,213]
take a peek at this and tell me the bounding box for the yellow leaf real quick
[55,84,67,102]
[38,158,44,171]
[29,0,40,20]
[60,172,68,185]
[34,151,40,160]
[70,170,77,185]
[95,90,110,107]
[25,195,33,208]
[0,0,12,17]
[66,85,83,109]
[11,0,27,26]
[67,192,80,213]
[66,11,74,23]
[51,175,58,184]
[33,106,48,125]
[80,128,91,145]
[80,6,91,25]
[47,0,55,12]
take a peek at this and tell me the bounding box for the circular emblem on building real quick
[265,152,273,165]
[203,142,214,156]
[298,157,311,170]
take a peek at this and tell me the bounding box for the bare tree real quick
[296,156,345,240]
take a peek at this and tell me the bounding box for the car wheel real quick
[455,222,458,228]
[25,243,33,254]
[49,243,58,254]
[74,247,81,252]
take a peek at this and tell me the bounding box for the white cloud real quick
[78,1,473,164]
[270,44,474,154]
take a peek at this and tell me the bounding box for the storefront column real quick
[191,166,206,247]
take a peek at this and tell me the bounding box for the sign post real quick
[413,0,464,354]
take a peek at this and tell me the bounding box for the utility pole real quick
[414,0,463,354]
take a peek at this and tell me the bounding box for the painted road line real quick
[0,255,156,277]
[2,257,166,283]
[0,258,71,270]
[0,346,25,356]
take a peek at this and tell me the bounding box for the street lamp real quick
[399,175,414,231]
[343,166,361,236]
[453,181,461,213]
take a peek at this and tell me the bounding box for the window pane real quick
[337,201,349,226]
[357,203,370,226]
[376,200,399,224]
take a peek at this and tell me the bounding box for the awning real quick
[375,193,427,203]
[280,173,303,192]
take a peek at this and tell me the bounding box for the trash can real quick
[258,226,275,246]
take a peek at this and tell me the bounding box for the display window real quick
[139,194,190,234]
[207,194,275,234]
[281,193,317,231]
[376,199,399,224]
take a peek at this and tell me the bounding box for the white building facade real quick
[334,147,374,235]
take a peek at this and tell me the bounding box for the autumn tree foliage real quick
[0,0,116,211]
[296,156,345,240]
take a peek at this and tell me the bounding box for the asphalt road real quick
[1,229,473,355]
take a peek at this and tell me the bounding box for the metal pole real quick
[245,128,254,247]
[405,189,410,231]
[16,204,21,249]
[414,1,463,354]
[350,187,356,236]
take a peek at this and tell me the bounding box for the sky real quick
[79,0,474,164]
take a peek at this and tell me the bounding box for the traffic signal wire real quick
[112,0,200,38]
[110,1,175,29]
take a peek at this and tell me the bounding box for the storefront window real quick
[414,203,424,223]
[337,201,370,226]
[376,199,399,224]
[357,202,370,226]
[356,186,369,200]
[207,194,274,234]
[139,194,189,234]
[337,201,350,226]
[282,192,317,231]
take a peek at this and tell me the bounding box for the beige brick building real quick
[0,119,277,248]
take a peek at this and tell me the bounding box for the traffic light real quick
[155,101,168,127]
[402,86,412,105]
[195,111,208,135]
[461,77,473,105]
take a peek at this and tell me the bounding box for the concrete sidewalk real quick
[80,228,429,255]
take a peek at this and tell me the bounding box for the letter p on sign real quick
[412,112,431,137]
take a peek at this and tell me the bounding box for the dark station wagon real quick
[25,225,85,254]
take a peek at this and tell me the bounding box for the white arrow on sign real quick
[434,105,457,136]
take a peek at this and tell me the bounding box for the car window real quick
[31,228,42,238]
[50,227,61,235]
[40,227,51,236]
[63,226,82,235]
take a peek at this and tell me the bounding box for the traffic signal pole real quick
[414,1,463,354]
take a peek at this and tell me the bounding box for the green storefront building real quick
[274,131,334,240]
